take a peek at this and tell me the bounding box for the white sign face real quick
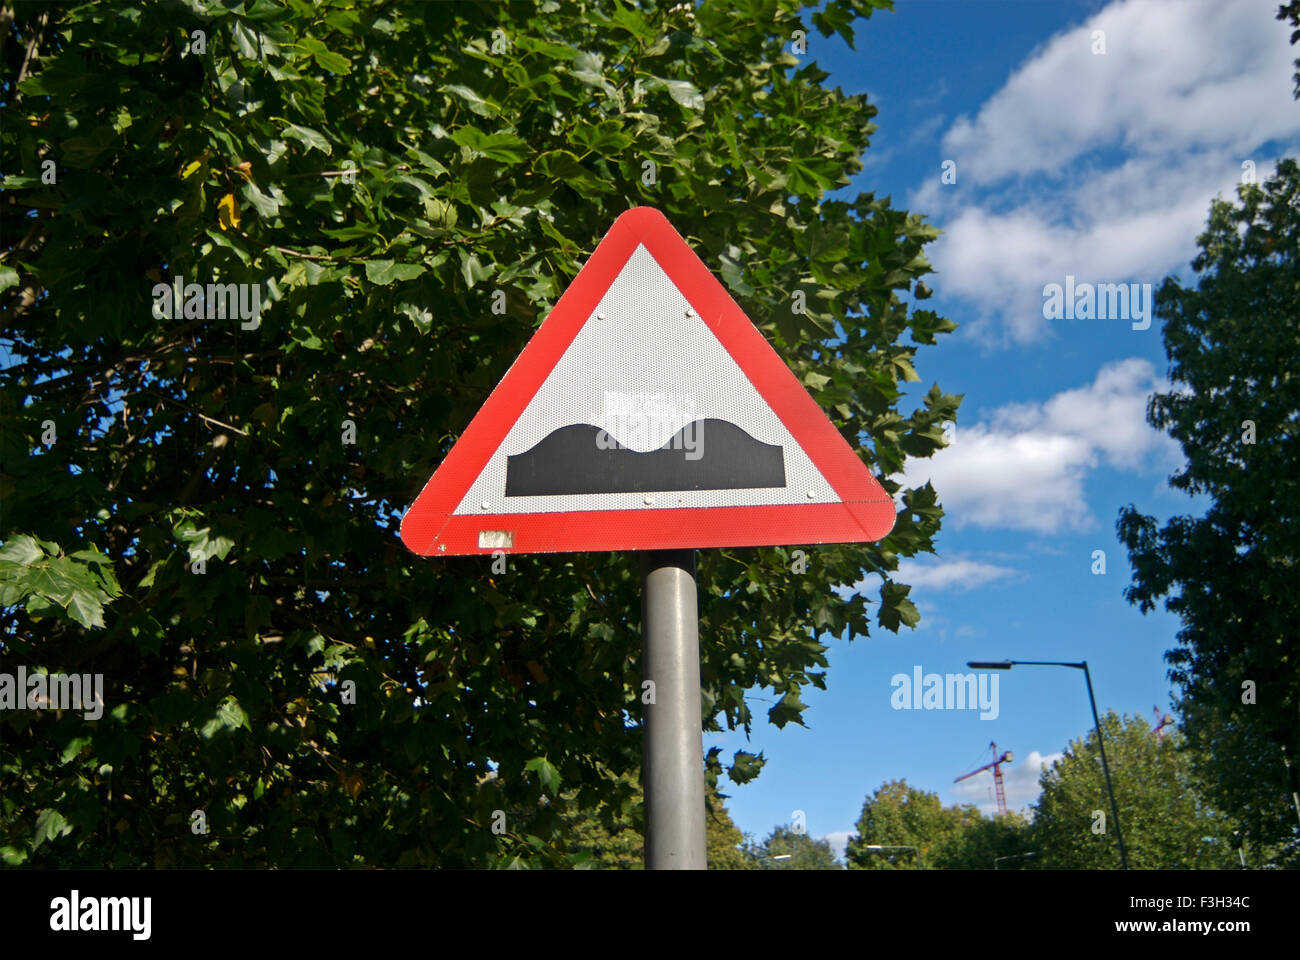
[454,245,836,517]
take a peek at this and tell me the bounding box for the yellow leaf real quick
[181,149,210,180]
[217,192,241,231]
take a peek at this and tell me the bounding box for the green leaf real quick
[301,37,352,74]
[365,260,427,285]
[398,300,434,333]
[282,122,332,155]
[571,120,633,154]
[515,36,577,60]
[0,535,44,565]
[727,750,766,784]
[787,157,838,196]
[451,125,528,164]
[646,77,704,111]
[570,50,606,87]
[242,182,281,218]
[663,79,704,110]
[534,150,586,181]
[893,356,921,382]
[769,690,807,729]
[525,756,560,793]
[33,808,72,848]
[66,586,106,629]
[137,560,164,590]
[61,736,92,764]
[879,580,921,632]
[441,84,499,117]
[0,265,20,294]
[458,250,488,288]
[175,523,235,562]
[201,695,251,738]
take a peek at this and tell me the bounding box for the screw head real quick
[644,496,655,506]
[807,490,816,499]
[481,501,490,510]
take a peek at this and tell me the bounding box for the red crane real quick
[1152,705,1173,742]
[955,742,1014,817]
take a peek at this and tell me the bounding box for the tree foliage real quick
[845,717,1246,872]
[844,779,949,869]
[1031,711,1240,870]
[556,774,751,869]
[1279,0,1299,97]
[845,778,1034,870]
[0,0,957,867]
[747,823,841,869]
[930,808,1032,870]
[1116,157,1299,867]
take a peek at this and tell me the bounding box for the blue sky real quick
[705,0,1300,859]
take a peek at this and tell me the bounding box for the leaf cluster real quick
[0,0,957,867]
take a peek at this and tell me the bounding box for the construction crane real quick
[1152,705,1173,742]
[955,742,1014,817]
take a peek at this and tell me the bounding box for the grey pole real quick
[640,549,707,870]
[1082,661,1129,870]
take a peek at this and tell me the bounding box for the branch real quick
[15,10,48,91]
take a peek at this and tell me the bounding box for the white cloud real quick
[917,0,1300,344]
[822,830,853,862]
[951,749,1063,815]
[992,357,1170,470]
[944,0,1296,183]
[894,557,1020,592]
[896,358,1179,533]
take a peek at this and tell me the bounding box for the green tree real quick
[557,775,753,869]
[1031,711,1239,869]
[0,0,957,868]
[748,823,842,869]
[704,791,756,870]
[845,780,1039,870]
[845,779,955,869]
[1116,155,1299,868]
[930,808,1034,870]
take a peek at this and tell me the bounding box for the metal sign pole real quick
[640,549,707,870]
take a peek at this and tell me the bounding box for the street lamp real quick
[994,852,1036,870]
[967,658,1129,870]
[864,844,924,869]
[758,854,793,868]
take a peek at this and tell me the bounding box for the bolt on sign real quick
[401,207,895,556]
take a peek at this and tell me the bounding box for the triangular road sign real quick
[401,207,895,556]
